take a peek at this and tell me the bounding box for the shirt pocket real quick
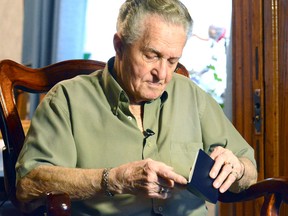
[170,141,204,178]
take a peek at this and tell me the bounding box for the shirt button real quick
[112,107,118,116]
[127,116,133,120]
[158,206,163,212]
[120,94,128,101]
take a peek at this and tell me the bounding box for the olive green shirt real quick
[16,58,256,216]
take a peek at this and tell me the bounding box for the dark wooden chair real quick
[0,59,287,216]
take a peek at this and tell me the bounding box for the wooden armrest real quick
[17,191,71,216]
[218,177,288,215]
[46,191,71,216]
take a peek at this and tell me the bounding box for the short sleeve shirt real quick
[16,58,256,216]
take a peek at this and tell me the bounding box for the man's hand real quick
[109,159,187,199]
[209,146,245,193]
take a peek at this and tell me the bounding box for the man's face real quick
[116,15,187,104]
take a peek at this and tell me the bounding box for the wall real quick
[0,0,23,62]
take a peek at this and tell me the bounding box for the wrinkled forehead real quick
[139,16,187,52]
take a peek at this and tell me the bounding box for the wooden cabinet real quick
[219,0,288,215]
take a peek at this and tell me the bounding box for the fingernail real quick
[213,181,220,188]
[210,171,216,178]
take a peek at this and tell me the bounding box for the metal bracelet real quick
[103,168,114,197]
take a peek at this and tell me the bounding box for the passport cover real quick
[187,149,219,204]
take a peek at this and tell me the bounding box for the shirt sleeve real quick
[16,84,77,181]
[199,90,256,167]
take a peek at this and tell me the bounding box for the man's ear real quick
[113,33,124,58]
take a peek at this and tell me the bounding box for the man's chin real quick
[134,89,165,103]
[143,93,163,101]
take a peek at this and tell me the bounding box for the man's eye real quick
[168,59,179,65]
[145,54,158,59]
[143,53,159,62]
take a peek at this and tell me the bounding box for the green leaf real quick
[213,73,222,81]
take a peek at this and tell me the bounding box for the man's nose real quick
[154,59,168,80]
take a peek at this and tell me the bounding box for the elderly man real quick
[16,0,257,215]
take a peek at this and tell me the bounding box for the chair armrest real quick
[218,177,288,215]
[46,191,71,216]
[18,191,71,216]
[219,177,288,202]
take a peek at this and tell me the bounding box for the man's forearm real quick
[16,165,104,202]
[16,159,189,203]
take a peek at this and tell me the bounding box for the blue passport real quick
[187,149,219,204]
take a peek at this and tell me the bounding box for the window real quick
[84,0,232,106]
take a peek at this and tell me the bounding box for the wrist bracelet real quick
[102,168,114,197]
